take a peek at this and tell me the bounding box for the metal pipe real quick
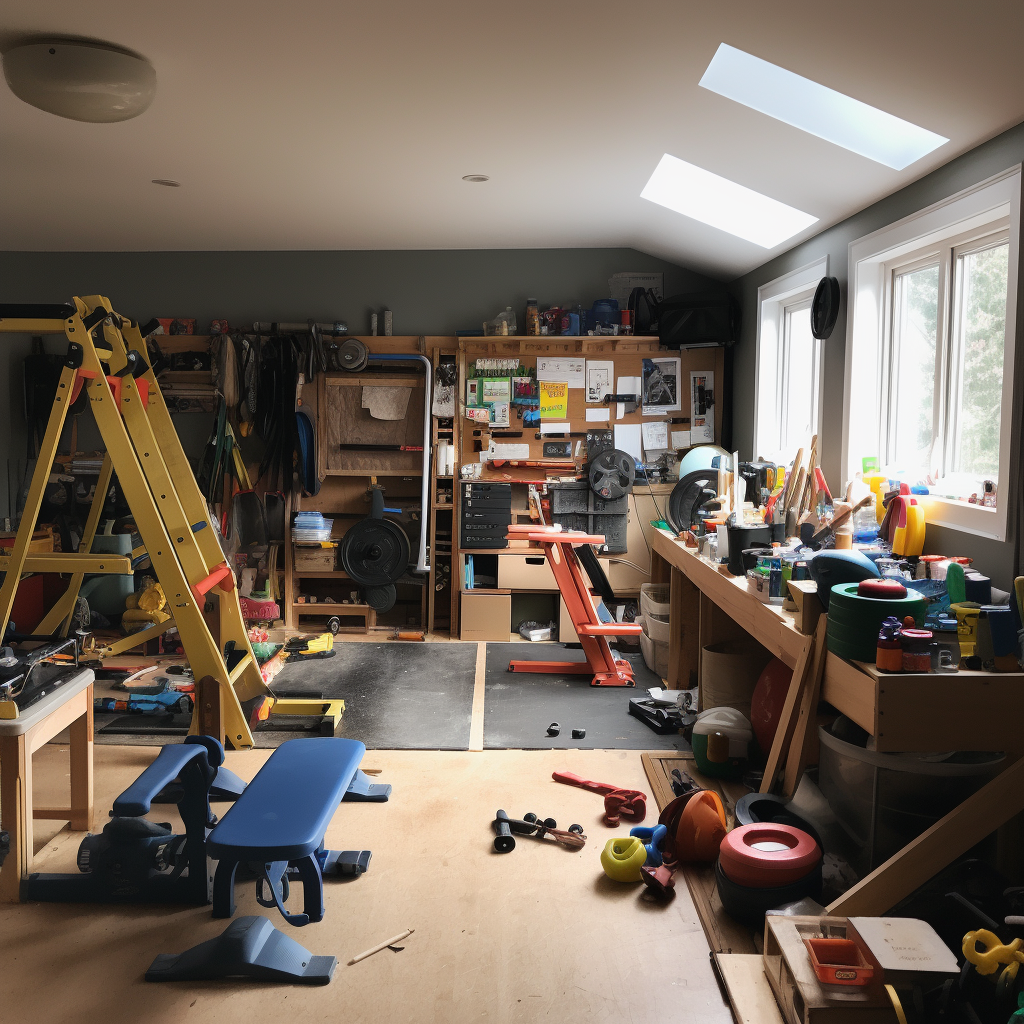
[365,353,432,574]
[251,321,348,335]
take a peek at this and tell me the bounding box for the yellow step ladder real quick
[0,296,342,748]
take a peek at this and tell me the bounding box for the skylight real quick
[640,154,818,248]
[699,43,948,171]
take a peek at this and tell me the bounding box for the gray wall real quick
[1,247,716,515]
[730,121,1024,588]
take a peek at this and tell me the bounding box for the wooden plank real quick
[468,643,486,752]
[786,579,822,636]
[759,631,815,795]
[0,733,31,901]
[782,616,829,798]
[714,954,784,1024]
[69,687,94,831]
[195,675,224,747]
[828,753,1024,917]
[820,654,876,734]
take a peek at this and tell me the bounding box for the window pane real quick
[782,304,815,451]
[953,242,1008,483]
[891,264,939,472]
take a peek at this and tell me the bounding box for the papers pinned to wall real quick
[585,360,615,403]
[613,423,642,462]
[690,371,715,443]
[538,381,569,419]
[537,357,585,388]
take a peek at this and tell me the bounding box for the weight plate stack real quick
[667,470,718,534]
[588,449,635,501]
[339,518,410,588]
[826,582,927,662]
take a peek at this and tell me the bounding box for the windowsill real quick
[917,493,1006,542]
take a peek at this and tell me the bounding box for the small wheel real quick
[523,812,538,824]
[327,616,342,634]
[568,824,584,836]
[178,695,193,715]
[543,817,557,830]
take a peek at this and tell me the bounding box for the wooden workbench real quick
[649,528,1024,918]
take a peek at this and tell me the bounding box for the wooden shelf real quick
[293,570,351,579]
[292,601,370,612]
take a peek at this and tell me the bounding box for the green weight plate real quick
[825,635,878,662]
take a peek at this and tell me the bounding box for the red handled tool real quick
[552,770,647,826]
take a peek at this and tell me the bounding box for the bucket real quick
[700,640,772,717]
[818,722,1004,872]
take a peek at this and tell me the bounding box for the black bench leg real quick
[295,855,325,925]
[212,859,239,919]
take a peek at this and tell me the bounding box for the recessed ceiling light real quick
[641,153,818,248]
[699,43,948,170]
[462,174,489,182]
[151,179,180,187]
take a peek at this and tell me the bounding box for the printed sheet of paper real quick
[690,371,715,443]
[585,360,615,403]
[585,408,611,422]
[671,429,691,450]
[641,357,681,416]
[615,375,641,419]
[537,357,585,388]
[613,423,642,461]
[488,441,531,460]
[641,420,669,454]
[538,381,569,419]
[539,421,571,434]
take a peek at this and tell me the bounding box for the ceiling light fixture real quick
[699,43,947,170]
[462,174,489,182]
[641,153,818,248]
[152,179,180,187]
[2,39,156,123]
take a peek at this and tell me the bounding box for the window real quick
[844,166,1020,540]
[754,258,826,465]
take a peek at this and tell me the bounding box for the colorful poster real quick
[539,381,569,419]
[481,377,511,405]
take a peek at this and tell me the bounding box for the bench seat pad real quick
[208,738,365,861]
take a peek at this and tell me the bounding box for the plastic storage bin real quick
[640,622,669,679]
[640,583,671,620]
[818,722,1004,872]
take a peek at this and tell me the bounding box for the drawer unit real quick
[497,554,557,590]
[460,591,512,641]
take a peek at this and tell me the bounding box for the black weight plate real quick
[338,338,368,372]
[811,276,841,340]
[667,471,718,533]
[588,449,635,501]
[364,585,397,612]
[340,517,410,587]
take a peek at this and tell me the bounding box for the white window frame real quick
[754,256,827,461]
[843,166,1021,542]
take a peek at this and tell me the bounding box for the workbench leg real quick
[828,753,1024,917]
[650,548,670,585]
[0,733,32,902]
[667,568,701,691]
[69,691,94,832]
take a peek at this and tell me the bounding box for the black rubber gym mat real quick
[256,642,477,750]
[99,642,478,749]
[483,643,688,750]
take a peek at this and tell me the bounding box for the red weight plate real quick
[857,578,907,599]
[719,823,820,888]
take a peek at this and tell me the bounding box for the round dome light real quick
[2,40,156,123]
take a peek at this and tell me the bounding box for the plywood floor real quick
[2,744,732,1024]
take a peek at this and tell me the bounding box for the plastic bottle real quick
[525,298,539,336]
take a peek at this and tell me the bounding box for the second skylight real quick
[699,43,948,170]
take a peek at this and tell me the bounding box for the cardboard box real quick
[460,591,512,641]
[497,554,556,590]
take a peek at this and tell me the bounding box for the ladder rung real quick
[228,653,254,687]
[575,623,644,636]
[0,553,132,574]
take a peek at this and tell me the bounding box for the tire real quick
[715,858,822,926]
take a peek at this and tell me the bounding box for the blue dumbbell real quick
[629,823,668,867]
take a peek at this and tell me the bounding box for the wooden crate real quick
[292,545,336,572]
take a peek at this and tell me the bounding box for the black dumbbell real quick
[493,809,516,853]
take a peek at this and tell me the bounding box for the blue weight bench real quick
[208,737,381,927]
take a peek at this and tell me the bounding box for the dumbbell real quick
[493,809,516,853]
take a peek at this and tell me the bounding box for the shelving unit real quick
[453,336,726,640]
[427,347,459,634]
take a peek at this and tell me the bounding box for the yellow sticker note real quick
[539,380,569,419]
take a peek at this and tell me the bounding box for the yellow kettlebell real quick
[601,836,647,882]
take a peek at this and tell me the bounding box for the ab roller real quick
[492,810,587,853]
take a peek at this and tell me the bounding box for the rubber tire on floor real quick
[715,858,823,926]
